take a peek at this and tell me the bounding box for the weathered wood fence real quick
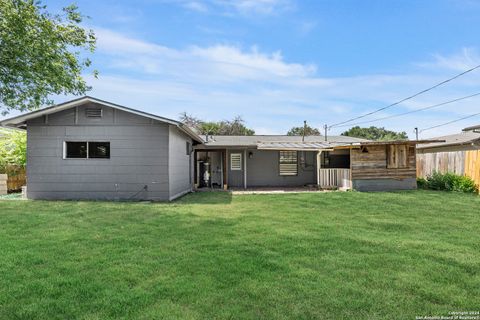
[1,166,26,192]
[417,150,480,189]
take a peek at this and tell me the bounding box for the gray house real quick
[1,96,431,200]
[0,97,202,201]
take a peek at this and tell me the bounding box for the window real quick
[387,144,407,168]
[230,153,242,170]
[65,142,87,158]
[279,151,298,175]
[88,142,110,159]
[64,141,110,159]
[186,141,191,155]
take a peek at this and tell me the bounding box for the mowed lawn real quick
[0,191,479,319]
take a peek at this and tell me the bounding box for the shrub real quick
[418,172,478,193]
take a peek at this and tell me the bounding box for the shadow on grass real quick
[175,191,233,205]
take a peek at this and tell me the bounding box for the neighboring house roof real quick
[0,96,203,143]
[416,131,480,149]
[463,124,480,132]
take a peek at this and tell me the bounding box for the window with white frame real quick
[64,141,110,159]
[279,151,298,175]
[230,153,242,170]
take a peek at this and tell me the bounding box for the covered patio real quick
[194,140,354,191]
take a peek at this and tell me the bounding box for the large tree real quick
[0,0,97,115]
[341,126,408,141]
[287,124,321,136]
[179,113,255,135]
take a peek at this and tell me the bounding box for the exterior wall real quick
[351,144,417,191]
[168,126,193,200]
[26,104,171,201]
[245,149,317,187]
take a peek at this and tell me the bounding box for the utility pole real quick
[324,124,328,142]
[414,127,419,140]
[302,120,307,142]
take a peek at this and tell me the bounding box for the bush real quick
[418,172,478,193]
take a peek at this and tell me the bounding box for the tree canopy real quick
[341,126,408,141]
[179,113,255,136]
[0,0,97,115]
[287,124,321,136]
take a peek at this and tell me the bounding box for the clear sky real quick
[10,0,480,137]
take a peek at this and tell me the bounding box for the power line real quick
[420,112,480,133]
[329,64,480,128]
[333,92,480,128]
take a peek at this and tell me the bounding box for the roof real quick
[200,135,368,148]
[463,124,480,132]
[0,96,203,143]
[416,131,480,149]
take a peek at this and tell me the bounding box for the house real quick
[0,96,433,200]
[195,136,423,192]
[416,126,480,187]
[0,96,202,201]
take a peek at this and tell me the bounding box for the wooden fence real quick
[2,166,26,192]
[417,150,480,189]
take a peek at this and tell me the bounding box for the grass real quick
[0,190,479,319]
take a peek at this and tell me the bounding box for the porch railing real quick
[318,168,352,189]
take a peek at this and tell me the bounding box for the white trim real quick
[169,188,192,201]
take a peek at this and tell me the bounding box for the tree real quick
[0,0,97,115]
[0,128,26,172]
[341,126,408,141]
[287,124,321,136]
[179,113,255,135]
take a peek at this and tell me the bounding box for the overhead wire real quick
[332,92,480,128]
[328,64,480,128]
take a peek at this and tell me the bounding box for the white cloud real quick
[177,0,293,15]
[51,29,480,138]
[216,0,293,15]
[182,1,209,12]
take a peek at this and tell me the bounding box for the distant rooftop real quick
[417,130,480,149]
[200,135,368,148]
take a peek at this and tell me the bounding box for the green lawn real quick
[0,191,479,319]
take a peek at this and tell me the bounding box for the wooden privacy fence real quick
[2,166,26,192]
[417,150,480,189]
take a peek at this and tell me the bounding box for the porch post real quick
[243,149,247,189]
[316,151,322,186]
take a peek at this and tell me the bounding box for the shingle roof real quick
[200,135,368,148]
[416,131,480,149]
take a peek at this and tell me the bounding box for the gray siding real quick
[246,150,317,187]
[26,104,172,201]
[168,126,193,200]
[352,178,417,192]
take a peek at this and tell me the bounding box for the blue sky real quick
[12,0,480,137]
